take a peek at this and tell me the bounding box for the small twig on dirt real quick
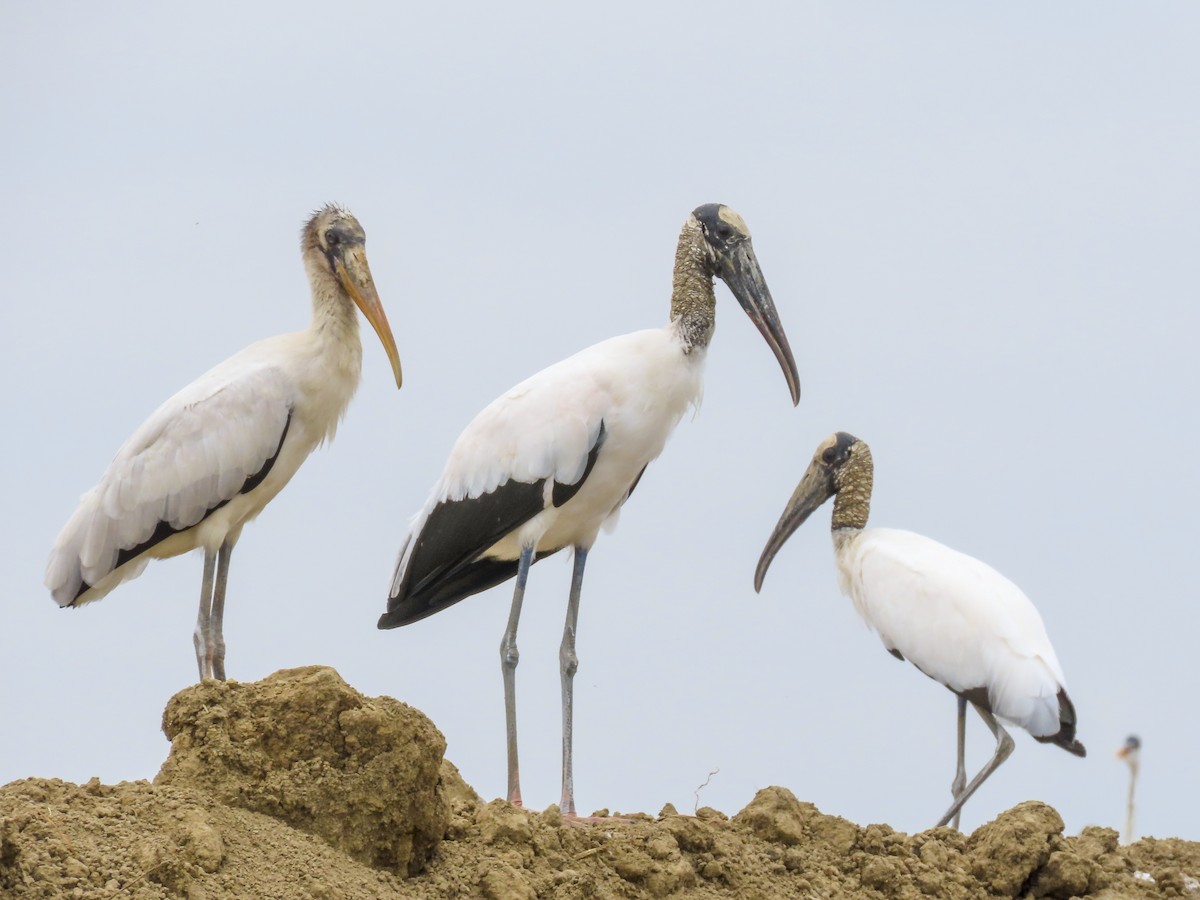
[574,847,604,860]
[35,807,75,854]
[106,860,169,898]
[693,768,719,815]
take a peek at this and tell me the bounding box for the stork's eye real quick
[822,448,837,464]
[325,231,341,248]
[715,223,733,240]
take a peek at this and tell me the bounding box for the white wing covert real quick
[437,361,611,504]
[46,361,294,607]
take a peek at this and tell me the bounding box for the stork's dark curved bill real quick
[721,240,801,406]
[753,458,835,592]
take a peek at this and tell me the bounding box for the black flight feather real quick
[379,423,607,629]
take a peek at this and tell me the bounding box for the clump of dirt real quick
[0,777,410,898]
[1,665,1196,899]
[157,665,452,875]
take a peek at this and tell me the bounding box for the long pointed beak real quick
[721,241,801,406]
[1116,745,1139,762]
[754,461,834,592]
[336,245,403,388]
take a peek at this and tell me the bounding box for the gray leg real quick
[209,539,234,682]
[500,546,534,807]
[951,695,967,830]
[1124,767,1138,844]
[559,546,589,816]
[936,703,1015,828]
[192,549,217,681]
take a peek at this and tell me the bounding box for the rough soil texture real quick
[156,666,448,874]
[1,666,1195,899]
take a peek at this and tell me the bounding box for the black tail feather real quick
[378,547,563,629]
[1033,687,1086,757]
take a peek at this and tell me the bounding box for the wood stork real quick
[45,204,402,682]
[1117,734,1141,843]
[380,203,801,816]
[754,432,1086,828]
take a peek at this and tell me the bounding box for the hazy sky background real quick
[3,3,1196,840]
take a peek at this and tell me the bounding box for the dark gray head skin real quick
[753,431,874,592]
[685,203,801,406]
[301,204,402,389]
[692,202,747,253]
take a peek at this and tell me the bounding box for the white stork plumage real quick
[45,204,402,682]
[754,432,1085,828]
[380,203,801,816]
[1117,733,1141,843]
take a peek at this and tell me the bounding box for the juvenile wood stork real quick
[45,204,402,682]
[380,203,801,815]
[1117,734,1141,843]
[754,432,1086,828]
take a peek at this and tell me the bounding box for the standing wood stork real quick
[754,432,1086,828]
[45,204,402,682]
[380,204,801,815]
[1117,734,1141,843]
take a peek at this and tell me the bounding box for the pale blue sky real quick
[2,2,1196,839]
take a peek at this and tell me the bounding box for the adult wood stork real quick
[1117,734,1141,843]
[380,203,801,816]
[45,204,402,682]
[754,432,1086,828]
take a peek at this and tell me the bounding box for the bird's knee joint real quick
[560,648,579,679]
[500,640,520,669]
[998,734,1015,761]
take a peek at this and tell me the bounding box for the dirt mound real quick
[156,665,451,874]
[1,666,1195,899]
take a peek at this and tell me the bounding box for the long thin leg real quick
[192,549,217,681]
[209,539,234,682]
[936,703,1014,828]
[500,546,534,807]
[951,695,967,830]
[1124,765,1138,843]
[559,546,589,816]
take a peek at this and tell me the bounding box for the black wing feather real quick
[1031,687,1087,757]
[379,423,606,629]
[955,683,1086,758]
[379,546,564,628]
